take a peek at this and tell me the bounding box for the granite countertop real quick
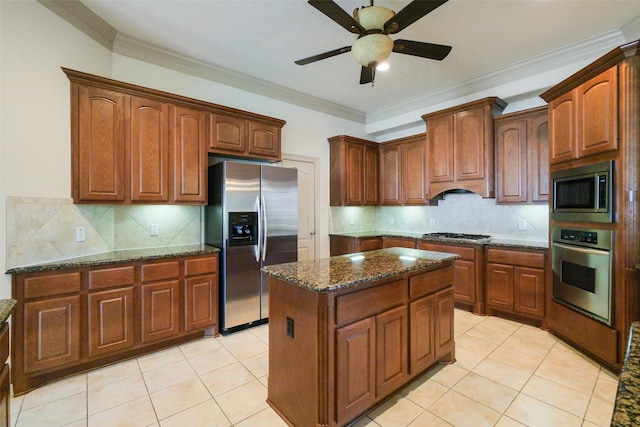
[0,299,17,324]
[5,244,220,275]
[611,321,640,426]
[330,231,549,250]
[262,247,459,293]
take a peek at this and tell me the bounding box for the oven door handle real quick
[552,242,610,256]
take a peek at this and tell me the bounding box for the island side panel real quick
[268,277,329,427]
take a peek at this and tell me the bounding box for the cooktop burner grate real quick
[422,232,491,241]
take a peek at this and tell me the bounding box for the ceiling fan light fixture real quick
[355,6,395,30]
[351,34,393,67]
[376,62,390,71]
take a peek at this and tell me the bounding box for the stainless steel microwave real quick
[551,160,614,223]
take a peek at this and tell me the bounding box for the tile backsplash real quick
[6,196,201,268]
[330,192,549,241]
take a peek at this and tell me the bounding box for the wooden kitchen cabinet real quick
[329,235,383,256]
[11,252,219,395]
[417,241,485,314]
[486,247,547,321]
[328,136,379,206]
[548,67,618,164]
[210,114,284,161]
[495,106,549,204]
[379,134,428,205]
[423,97,506,198]
[382,236,416,248]
[172,105,207,203]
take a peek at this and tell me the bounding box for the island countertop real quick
[262,247,459,293]
[611,321,640,426]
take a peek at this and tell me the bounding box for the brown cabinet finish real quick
[268,264,454,427]
[495,107,549,204]
[401,135,428,204]
[172,106,207,203]
[209,114,283,160]
[75,85,126,202]
[382,236,416,249]
[548,67,618,164]
[328,136,379,206]
[130,96,170,202]
[379,143,402,205]
[486,247,546,321]
[423,97,506,198]
[209,114,247,154]
[248,121,280,159]
[11,253,219,395]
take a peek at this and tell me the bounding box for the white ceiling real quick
[65,0,640,123]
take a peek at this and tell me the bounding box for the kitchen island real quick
[262,247,459,427]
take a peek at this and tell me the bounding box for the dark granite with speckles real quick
[0,299,17,324]
[262,247,459,293]
[611,322,640,426]
[5,244,220,275]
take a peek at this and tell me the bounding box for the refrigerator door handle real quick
[254,195,261,262]
[261,195,268,261]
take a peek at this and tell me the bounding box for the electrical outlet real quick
[518,219,527,231]
[429,218,436,227]
[350,217,354,225]
[150,224,159,236]
[389,217,394,225]
[75,227,85,242]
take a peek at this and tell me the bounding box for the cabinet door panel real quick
[549,92,577,164]
[402,139,428,204]
[336,317,376,425]
[141,280,180,343]
[185,275,218,332]
[409,295,435,374]
[173,106,207,203]
[130,97,170,202]
[529,115,549,202]
[514,267,545,318]
[363,145,379,205]
[435,288,454,359]
[88,288,135,357]
[77,85,126,201]
[496,119,527,203]
[577,67,618,158]
[379,145,402,205]
[24,296,81,373]
[0,364,8,427]
[486,264,514,310]
[428,116,454,183]
[248,121,280,159]
[346,143,364,205]
[376,306,408,398]
[209,114,246,153]
[452,259,476,304]
[455,109,485,180]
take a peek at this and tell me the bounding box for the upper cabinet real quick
[547,67,618,164]
[329,135,379,206]
[423,97,507,198]
[379,134,428,205]
[64,68,285,205]
[494,106,549,204]
[209,114,283,161]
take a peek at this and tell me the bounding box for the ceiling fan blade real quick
[384,0,448,34]
[295,46,352,65]
[360,66,375,85]
[308,0,365,34]
[393,39,452,60]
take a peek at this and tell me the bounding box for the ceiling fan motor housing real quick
[356,6,395,30]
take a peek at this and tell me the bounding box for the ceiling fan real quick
[295,0,452,85]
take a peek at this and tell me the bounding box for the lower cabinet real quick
[11,253,219,395]
[0,324,9,427]
[486,247,546,320]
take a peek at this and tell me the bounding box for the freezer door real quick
[222,162,261,331]
[260,165,298,318]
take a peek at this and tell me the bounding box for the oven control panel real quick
[560,229,598,244]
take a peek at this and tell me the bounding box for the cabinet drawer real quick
[0,324,8,365]
[409,266,453,299]
[141,261,179,282]
[417,243,475,260]
[185,256,217,276]
[487,249,545,268]
[336,280,406,327]
[24,272,81,299]
[89,266,135,290]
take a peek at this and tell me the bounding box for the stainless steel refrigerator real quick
[205,161,298,334]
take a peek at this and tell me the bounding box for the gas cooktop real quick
[422,232,491,242]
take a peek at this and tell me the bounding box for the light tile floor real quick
[10,309,619,427]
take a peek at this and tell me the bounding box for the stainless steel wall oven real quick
[551,227,613,325]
